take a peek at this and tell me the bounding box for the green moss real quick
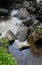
[0,48,17,65]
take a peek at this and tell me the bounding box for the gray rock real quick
[0,8,9,14]
[23,17,33,27]
[23,1,30,8]
[17,8,30,20]
[5,30,15,41]
[16,26,28,42]
[28,6,36,13]
[32,20,39,26]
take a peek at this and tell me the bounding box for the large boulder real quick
[17,8,31,20]
[5,30,15,44]
[16,25,28,42]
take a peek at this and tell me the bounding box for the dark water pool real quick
[9,40,42,65]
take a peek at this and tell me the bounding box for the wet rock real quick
[17,8,30,20]
[5,30,15,44]
[23,17,33,27]
[16,26,28,42]
[23,1,30,8]
[0,8,9,14]
[36,1,42,21]
[36,11,42,21]
[17,40,30,50]
[26,1,37,14]
[0,8,10,20]
[0,8,9,17]
[0,33,1,36]
[32,20,40,26]
[36,7,42,20]
[28,6,36,13]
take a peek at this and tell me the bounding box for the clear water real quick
[9,40,42,65]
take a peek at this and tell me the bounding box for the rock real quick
[28,6,36,13]
[0,8,9,14]
[17,8,30,20]
[17,40,30,50]
[23,1,30,8]
[0,8,10,20]
[36,1,42,21]
[16,25,28,42]
[0,33,1,36]
[36,9,42,21]
[23,17,33,27]
[5,30,15,44]
[32,20,40,26]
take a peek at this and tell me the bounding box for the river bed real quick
[0,9,42,65]
[9,39,42,65]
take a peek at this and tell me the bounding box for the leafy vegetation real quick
[35,28,42,33]
[0,48,17,65]
[0,37,17,65]
[0,37,9,47]
[35,27,41,34]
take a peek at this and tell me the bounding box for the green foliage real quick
[35,27,41,34]
[0,37,9,47]
[0,37,17,65]
[0,48,17,65]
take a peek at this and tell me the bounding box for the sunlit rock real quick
[5,30,15,44]
[17,40,30,50]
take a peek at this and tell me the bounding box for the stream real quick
[0,9,42,65]
[9,9,42,65]
[9,40,42,65]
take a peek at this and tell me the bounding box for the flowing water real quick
[9,40,42,65]
[9,9,42,65]
[0,9,42,65]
